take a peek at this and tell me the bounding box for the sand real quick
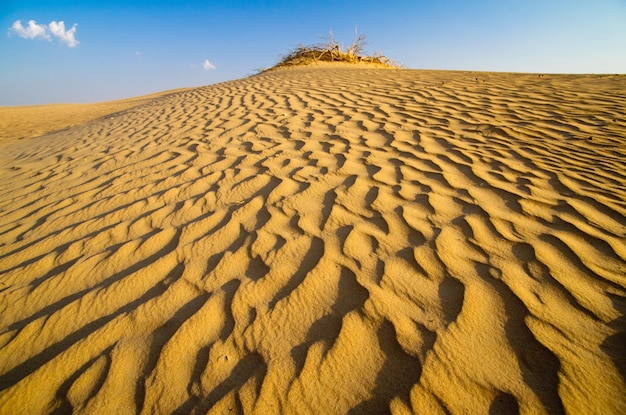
[0,66,624,414]
[0,88,190,146]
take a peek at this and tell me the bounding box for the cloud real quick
[9,20,50,41]
[8,19,79,47]
[48,21,78,47]
[203,59,216,70]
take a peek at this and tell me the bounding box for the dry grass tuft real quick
[267,28,398,70]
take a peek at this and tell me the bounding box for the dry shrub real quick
[270,28,397,70]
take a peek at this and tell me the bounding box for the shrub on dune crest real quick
[270,27,397,70]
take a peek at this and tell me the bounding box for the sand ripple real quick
[0,67,625,414]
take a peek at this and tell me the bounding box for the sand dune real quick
[0,66,625,414]
[0,88,190,146]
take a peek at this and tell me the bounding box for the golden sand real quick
[0,66,625,414]
[0,88,190,145]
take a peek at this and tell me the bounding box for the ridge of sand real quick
[0,67,625,414]
[0,88,191,146]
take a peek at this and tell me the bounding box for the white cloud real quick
[48,21,78,47]
[203,59,216,70]
[10,20,50,41]
[8,19,79,47]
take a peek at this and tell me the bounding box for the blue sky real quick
[1,0,625,105]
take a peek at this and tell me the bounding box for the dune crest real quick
[0,67,625,414]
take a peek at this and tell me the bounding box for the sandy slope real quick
[0,66,625,414]
[0,88,190,146]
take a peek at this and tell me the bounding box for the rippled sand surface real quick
[0,67,625,414]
